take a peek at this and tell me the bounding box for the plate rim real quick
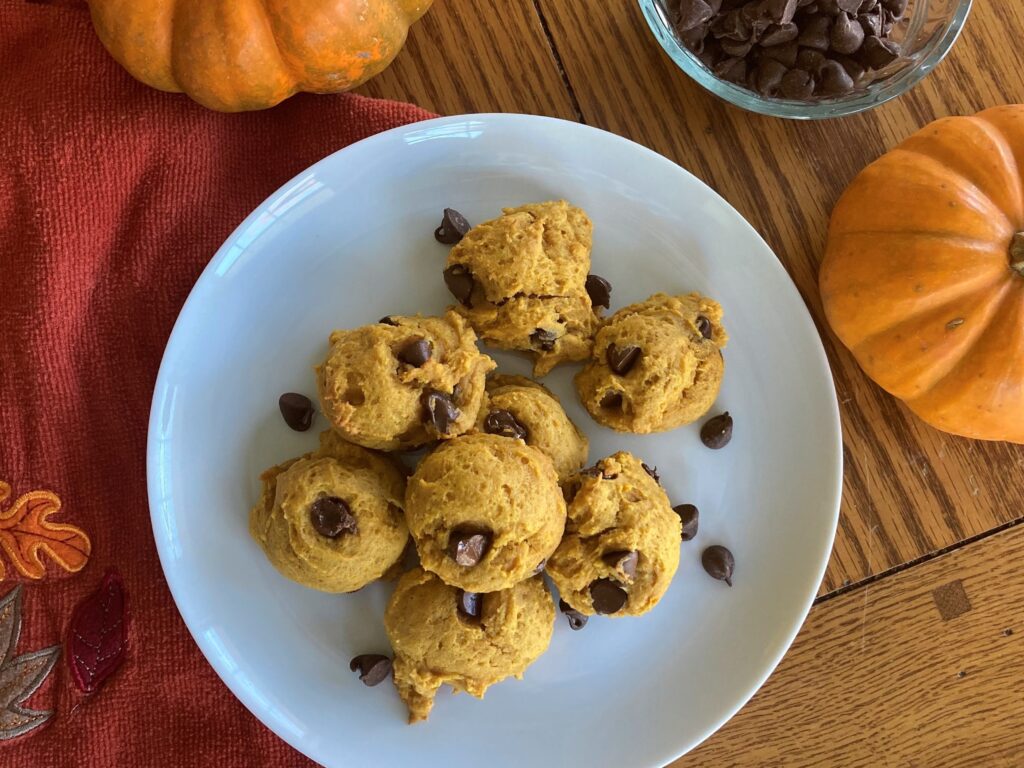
[146,112,843,767]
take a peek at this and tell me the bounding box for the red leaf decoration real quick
[66,569,128,694]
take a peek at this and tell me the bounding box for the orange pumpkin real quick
[820,105,1024,444]
[87,0,433,112]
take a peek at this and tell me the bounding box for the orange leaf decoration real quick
[0,482,91,581]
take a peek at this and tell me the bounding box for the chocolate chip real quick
[756,57,788,95]
[858,11,882,37]
[396,338,432,367]
[447,528,491,566]
[714,56,748,84]
[712,10,751,41]
[836,0,862,10]
[422,389,460,435]
[762,40,799,67]
[581,462,618,481]
[837,55,867,81]
[602,550,639,579]
[763,0,798,24]
[861,35,900,68]
[349,654,392,686]
[700,412,733,449]
[309,496,357,538]
[696,315,714,339]
[533,559,547,575]
[606,344,642,375]
[642,462,661,484]
[484,409,528,440]
[797,15,831,50]
[434,208,471,245]
[674,504,700,541]
[759,21,799,46]
[559,599,588,630]
[881,0,906,14]
[456,590,482,620]
[702,545,735,586]
[818,59,856,94]
[585,274,612,309]
[721,37,754,57]
[531,328,558,352]
[780,68,815,99]
[600,391,623,409]
[796,47,827,72]
[379,316,399,326]
[278,392,315,432]
[830,12,865,54]
[443,265,474,306]
[676,0,715,31]
[589,579,628,615]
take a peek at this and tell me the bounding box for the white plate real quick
[148,114,841,768]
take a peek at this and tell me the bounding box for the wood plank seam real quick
[815,514,1024,606]
[530,0,585,123]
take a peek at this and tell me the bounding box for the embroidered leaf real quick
[0,586,22,667]
[0,585,60,740]
[0,481,91,581]
[67,569,128,694]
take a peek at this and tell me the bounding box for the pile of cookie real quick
[249,201,733,723]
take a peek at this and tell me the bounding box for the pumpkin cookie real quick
[547,452,681,617]
[315,310,496,451]
[249,430,409,593]
[575,292,727,433]
[475,374,589,483]
[443,201,603,376]
[405,433,566,593]
[385,568,555,723]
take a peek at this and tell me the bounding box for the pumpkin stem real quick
[1013,232,1024,277]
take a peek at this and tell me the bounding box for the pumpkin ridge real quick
[974,114,1024,226]
[849,273,1012,374]
[887,148,1015,233]
[252,0,303,84]
[893,282,1017,402]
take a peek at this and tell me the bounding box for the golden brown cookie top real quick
[404,433,566,593]
[443,201,601,376]
[315,310,495,451]
[575,292,727,433]
[476,374,589,483]
[249,430,408,594]
[385,567,555,723]
[548,451,682,617]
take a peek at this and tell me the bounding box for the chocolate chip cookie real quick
[443,201,603,376]
[476,374,589,483]
[575,292,727,433]
[249,430,409,593]
[547,452,682,617]
[316,310,496,451]
[385,568,555,723]
[405,433,566,593]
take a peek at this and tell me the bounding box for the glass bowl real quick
[639,0,973,119]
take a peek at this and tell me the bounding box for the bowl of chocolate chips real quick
[641,0,972,118]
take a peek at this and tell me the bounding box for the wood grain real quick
[358,0,577,119]
[678,521,1024,767]
[535,0,1024,592]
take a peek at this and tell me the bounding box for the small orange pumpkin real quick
[821,105,1024,444]
[87,0,433,112]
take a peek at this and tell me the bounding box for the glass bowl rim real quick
[638,0,974,120]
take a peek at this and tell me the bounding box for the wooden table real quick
[363,2,1024,764]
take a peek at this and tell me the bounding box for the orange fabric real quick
[0,1,433,763]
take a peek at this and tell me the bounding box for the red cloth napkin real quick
[0,3,433,765]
